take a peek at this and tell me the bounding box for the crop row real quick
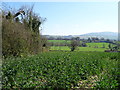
[2,52,119,89]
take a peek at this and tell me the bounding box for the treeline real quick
[48,36,117,43]
[49,37,117,46]
[48,37,120,51]
[2,5,48,57]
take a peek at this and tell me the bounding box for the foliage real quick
[2,18,29,57]
[69,40,79,51]
[2,52,119,89]
[2,5,47,57]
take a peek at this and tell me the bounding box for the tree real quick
[87,38,92,43]
[81,42,87,47]
[108,43,112,50]
[2,5,47,57]
[69,40,79,51]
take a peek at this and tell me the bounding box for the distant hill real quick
[79,32,118,40]
[44,32,118,40]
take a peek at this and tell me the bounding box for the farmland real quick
[50,46,107,51]
[2,3,120,90]
[48,40,109,45]
[48,40,71,43]
[2,40,120,89]
[48,40,110,51]
[2,51,119,89]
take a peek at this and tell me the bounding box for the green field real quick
[48,40,110,52]
[50,46,107,52]
[86,43,109,48]
[50,46,70,51]
[48,40,71,44]
[2,51,119,89]
[48,40,109,48]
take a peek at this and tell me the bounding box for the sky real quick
[3,1,118,35]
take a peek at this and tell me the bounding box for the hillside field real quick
[2,51,119,89]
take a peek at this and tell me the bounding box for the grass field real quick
[86,43,109,48]
[2,51,119,89]
[48,40,71,44]
[48,40,109,47]
[48,40,110,51]
[50,46,107,52]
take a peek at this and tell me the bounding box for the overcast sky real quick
[5,2,118,35]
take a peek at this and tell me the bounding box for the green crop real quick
[2,51,119,89]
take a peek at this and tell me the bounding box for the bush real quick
[2,6,46,57]
[2,19,29,57]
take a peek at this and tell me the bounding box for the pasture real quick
[48,40,109,47]
[48,40,110,52]
[86,43,109,48]
[50,46,108,52]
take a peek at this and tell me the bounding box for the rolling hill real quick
[79,32,118,40]
[44,32,118,40]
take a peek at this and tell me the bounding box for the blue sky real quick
[4,2,118,35]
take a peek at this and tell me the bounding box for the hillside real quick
[79,32,118,40]
[44,32,118,40]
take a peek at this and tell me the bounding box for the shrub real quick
[2,5,46,57]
